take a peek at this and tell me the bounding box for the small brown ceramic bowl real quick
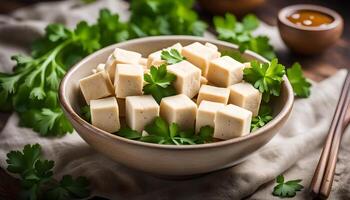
[59,36,294,177]
[198,0,265,16]
[278,4,343,55]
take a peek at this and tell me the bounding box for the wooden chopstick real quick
[310,70,350,199]
[319,83,350,198]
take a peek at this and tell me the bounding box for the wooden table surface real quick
[0,0,349,199]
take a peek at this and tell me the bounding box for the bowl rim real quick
[59,35,294,150]
[278,4,343,31]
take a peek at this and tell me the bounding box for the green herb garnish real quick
[116,117,214,145]
[6,144,90,199]
[0,9,127,136]
[287,63,311,98]
[251,105,273,131]
[81,105,91,122]
[143,64,177,103]
[214,13,276,60]
[273,175,303,198]
[243,58,286,103]
[129,0,207,37]
[161,49,186,64]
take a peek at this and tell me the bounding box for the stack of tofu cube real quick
[79,42,262,140]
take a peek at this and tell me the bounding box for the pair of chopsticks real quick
[310,69,350,199]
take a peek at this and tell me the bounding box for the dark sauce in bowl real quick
[287,10,334,27]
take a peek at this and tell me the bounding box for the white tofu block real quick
[207,56,244,87]
[79,71,114,104]
[139,57,148,66]
[114,64,144,98]
[92,63,105,74]
[160,94,197,130]
[200,76,208,86]
[90,97,120,133]
[105,48,142,81]
[205,42,218,51]
[196,85,230,105]
[146,43,183,68]
[243,62,251,68]
[214,104,252,140]
[167,60,201,98]
[117,98,126,117]
[126,95,159,132]
[229,82,262,116]
[182,42,221,76]
[195,100,225,133]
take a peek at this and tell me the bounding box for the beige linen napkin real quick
[0,0,349,199]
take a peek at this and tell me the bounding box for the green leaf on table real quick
[243,59,285,103]
[161,49,186,64]
[6,144,91,200]
[287,63,311,98]
[143,64,177,103]
[273,175,303,198]
[214,13,276,60]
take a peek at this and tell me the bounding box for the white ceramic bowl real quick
[59,36,294,177]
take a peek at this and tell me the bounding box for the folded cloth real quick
[1,0,349,199]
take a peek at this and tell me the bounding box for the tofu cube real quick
[229,82,262,116]
[126,95,159,132]
[147,43,183,68]
[207,56,244,87]
[79,71,114,104]
[90,97,120,133]
[105,48,142,81]
[117,98,126,117]
[205,42,218,51]
[114,64,144,98]
[160,94,197,130]
[200,76,208,86]
[196,85,230,105]
[139,57,148,66]
[92,63,105,74]
[182,42,221,76]
[167,60,201,98]
[195,100,225,132]
[214,104,252,140]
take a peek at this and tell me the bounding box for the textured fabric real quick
[0,0,349,199]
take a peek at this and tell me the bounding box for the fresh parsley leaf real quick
[143,64,177,103]
[117,127,142,139]
[273,175,303,198]
[118,117,214,145]
[243,59,286,103]
[251,105,273,131]
[161,49,186,64]
[81,105,91,122]
[287,63,311,98]
[214,13,276,60]
[97,9,129,47]
[129,0,207,36]
[46,175,90,200]
[6,144,90,200]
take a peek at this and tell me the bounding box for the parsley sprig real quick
[243,58,286,103]
[117,117,214,145]
[251,105,273,132]
[143,64,177,103]
[6,144,90,200]
[273,175,303,198]
[129,0,207,37]
[214,13,276,60]
[0,9,128,136]
[287,63,311,98]
[161,49,186,64]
